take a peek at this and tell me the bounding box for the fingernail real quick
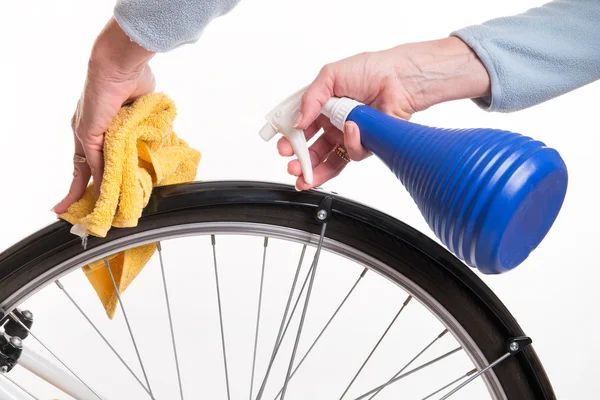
[50,207,55,213]
[292,112,302,128]
[344,122,354,134]
[295,183,302,192]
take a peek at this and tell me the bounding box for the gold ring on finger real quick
[73,154,87,163]
[334,146,351,163]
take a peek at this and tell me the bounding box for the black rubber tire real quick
[0,181,555,399]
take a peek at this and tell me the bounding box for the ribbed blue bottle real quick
[344,104,568,274]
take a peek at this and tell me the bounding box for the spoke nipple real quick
[211,235,216,246]
[509,342,519,352]
[317,210,328,220]
[156,242,162,251]
[55,280,64,290]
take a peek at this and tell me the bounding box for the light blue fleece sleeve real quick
[451,0,600,113]
[114,0,241,53]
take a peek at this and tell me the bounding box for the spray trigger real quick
[259,87,313,185]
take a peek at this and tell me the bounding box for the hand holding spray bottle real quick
[259,88,568,274]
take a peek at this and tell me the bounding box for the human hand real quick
[52,18,155,214]
[278,47,417,191]
[278,37,491,190]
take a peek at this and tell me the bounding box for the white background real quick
[0,0,598,398]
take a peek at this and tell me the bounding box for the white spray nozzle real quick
[259,87,313,185]
[260,88,362,186]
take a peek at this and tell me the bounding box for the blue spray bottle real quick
[259,89,568,274]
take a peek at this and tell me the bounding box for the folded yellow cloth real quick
[59,93,201,319]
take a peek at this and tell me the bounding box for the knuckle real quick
[74,129,86,143]
[71,165,89,179]
[79,134,104,152]
[318,64,336,85]
[71,105,82,131]
[379,101,394,113]
[359,51,373,59]
[381,103,402,118]
[380,97,412,120]
[319,63,333,75]
[300,90,309,105]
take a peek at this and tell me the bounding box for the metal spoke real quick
[271,245,307,360]
[104,258,153,396]
[8,312,104,400]
[0,370,40,400]
[249,237,270,400]
[339,295,412,400]
[438,352,511,400]
[157,242,184,400]
[255,246,311,400]
[54,280,153,398]
[420,368,476,400]
[273,268,368,400]
[367,329,448,399]
[280,222,328,400]
[211,235,232,400]
[353,346,463,400]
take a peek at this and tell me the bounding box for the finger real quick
[287,134,336,176]
[343,121,371,161]
[82,142,105,198]
[294,66,335,130]
[277,137,293,157]
[52,161,92,214]
[277,123,319,157]
[295,151,348,190]
[277,115,329,156]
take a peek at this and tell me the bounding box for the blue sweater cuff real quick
[450,30,501,112]
[448,0,600,113]
[114,0,241,53]
[113,10,177,53]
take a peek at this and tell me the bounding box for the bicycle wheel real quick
[0,181,554,399]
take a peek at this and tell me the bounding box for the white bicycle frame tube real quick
[5,344,109,400]
[0,379,31,400]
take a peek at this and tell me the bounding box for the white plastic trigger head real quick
[259,87,313,185]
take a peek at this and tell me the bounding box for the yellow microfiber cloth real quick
[58,92,201,319]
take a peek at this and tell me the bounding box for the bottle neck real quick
[321,97,362,131]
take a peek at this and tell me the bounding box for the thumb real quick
[294,66,335,130]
